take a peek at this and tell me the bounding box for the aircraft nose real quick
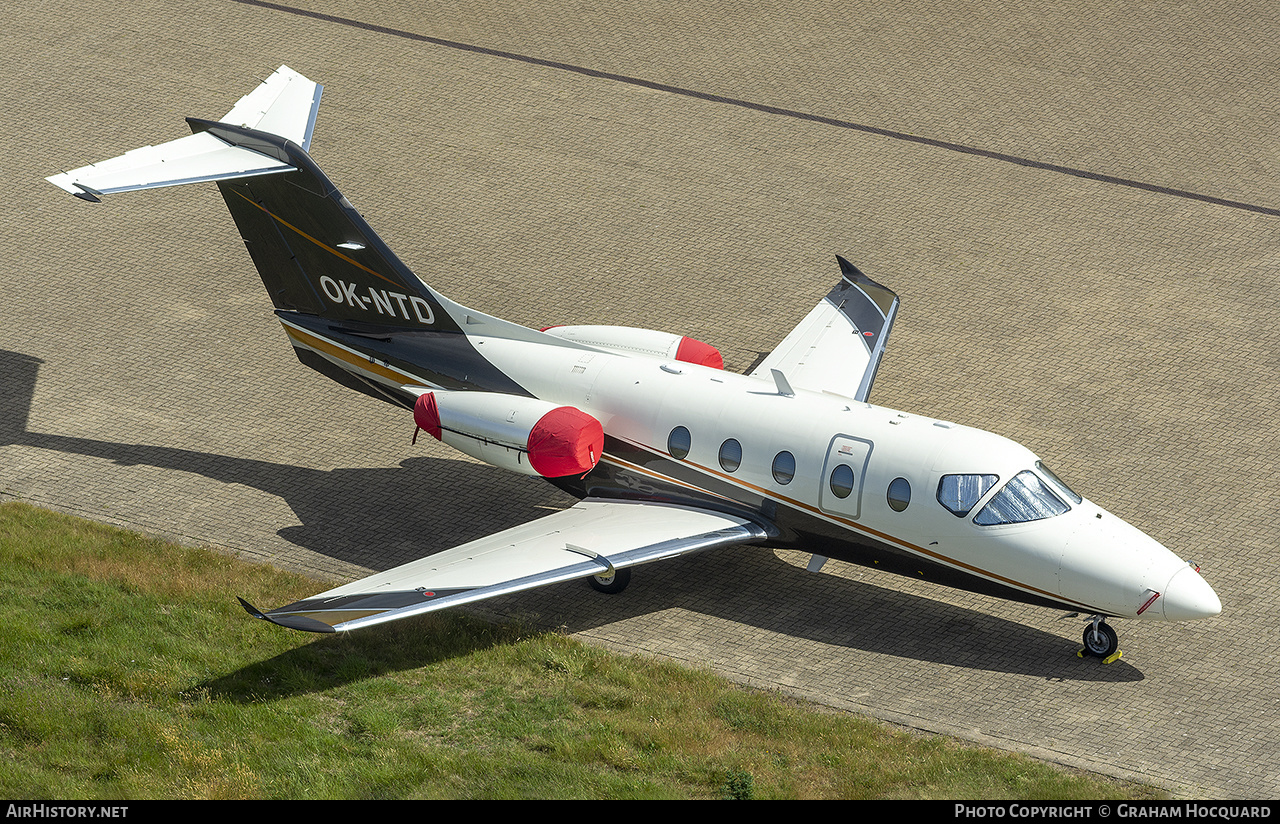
[1161,565,1222,621]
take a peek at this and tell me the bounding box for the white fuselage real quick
[467,335,1220,623]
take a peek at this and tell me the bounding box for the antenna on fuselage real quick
[770,369,795,397]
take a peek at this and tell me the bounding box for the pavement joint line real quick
[234,0,1280,219]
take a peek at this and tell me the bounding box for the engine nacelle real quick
[412,390,603,478]
[540,325,724,369]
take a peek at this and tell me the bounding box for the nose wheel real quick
[1080,617,1120,660]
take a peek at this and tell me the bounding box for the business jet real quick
[47,67,1220,661]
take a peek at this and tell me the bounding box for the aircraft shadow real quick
[0,350,570,564]
[195,610,525,703]
[481,548,1142,682]
[1,349,1139,683]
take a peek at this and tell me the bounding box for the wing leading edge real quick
[240,499,769,632]
[750,257,900,403]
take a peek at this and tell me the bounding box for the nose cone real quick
[1162,565,1222,621]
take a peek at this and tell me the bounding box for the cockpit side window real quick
[1036,461,1082,504]
[937,474,999,517]
[973,470,1070,526]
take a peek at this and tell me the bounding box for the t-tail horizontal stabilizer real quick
[45,67,576,347]
[46,66,321,199]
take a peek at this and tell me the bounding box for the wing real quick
[749,256,900,402]
[239,498,768,632]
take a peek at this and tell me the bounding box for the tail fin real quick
[46,67,550,341]
[193,115,466,332]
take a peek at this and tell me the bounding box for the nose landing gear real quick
[1079,616,1121,662]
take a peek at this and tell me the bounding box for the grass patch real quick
[0,501,1165,799]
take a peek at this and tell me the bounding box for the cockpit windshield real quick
[973,470,1070,526]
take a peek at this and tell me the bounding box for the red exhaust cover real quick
[527,406,604,477]
[676,336,724,369]
[412,392,442,440]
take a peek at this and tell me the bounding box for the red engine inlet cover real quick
[676,336,724,369]
[527,406,604,477]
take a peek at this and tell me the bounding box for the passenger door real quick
[818,435,873,520]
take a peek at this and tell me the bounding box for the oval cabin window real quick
[668,426,691,460]
[829,464,854,499]
[887,477,911,512]
[719,438,742,472]
[772,451,796,485]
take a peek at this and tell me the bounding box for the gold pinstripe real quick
[231,189,406,290]
[279,319,426,387]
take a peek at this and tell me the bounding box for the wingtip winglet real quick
[72,183,104,203]
[835,254,864,279]
[834,255,899,302]
[238,596,267,619]
[237,596,338,633]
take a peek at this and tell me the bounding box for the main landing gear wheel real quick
[588,567,631,594]
[1081,620,1119,659]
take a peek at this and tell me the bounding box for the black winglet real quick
[236,597,336,633]
[836,254,864,280]
[72,183,103,203]
[238,597,268,619]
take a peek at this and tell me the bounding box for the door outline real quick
[819,434,873,520]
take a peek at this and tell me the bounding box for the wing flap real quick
[243,499,767,632]
[750,256,899,402]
